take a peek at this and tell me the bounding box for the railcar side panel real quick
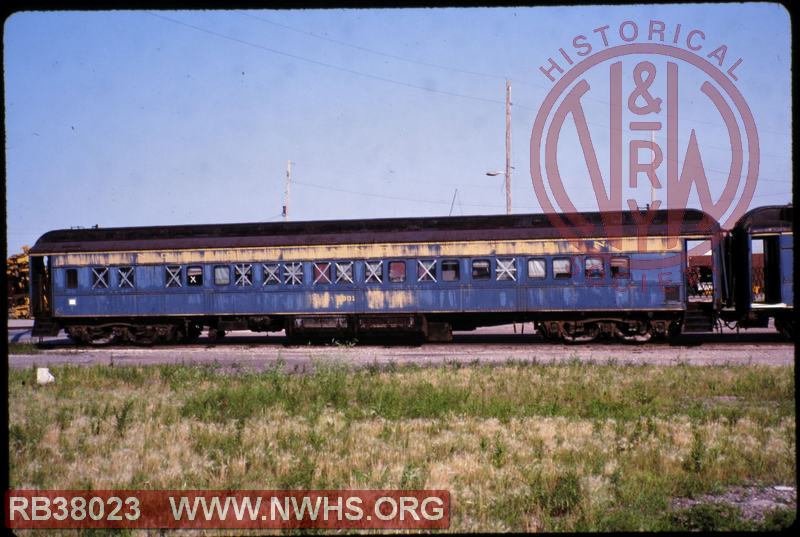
[780,234,793,306]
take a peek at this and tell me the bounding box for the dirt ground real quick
[7,320,794,370]
[671,485,796,521]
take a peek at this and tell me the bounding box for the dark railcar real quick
[723,205,794,337]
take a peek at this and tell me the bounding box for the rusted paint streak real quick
[49,237,684,267]
[366,289,414,309]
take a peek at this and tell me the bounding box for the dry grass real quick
[8,361,796,534]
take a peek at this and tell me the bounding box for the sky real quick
[4,4,793,256]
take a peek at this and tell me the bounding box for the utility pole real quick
[504,79,512,215]
[282,160,292,221]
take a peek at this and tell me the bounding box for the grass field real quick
[8,359,796,534]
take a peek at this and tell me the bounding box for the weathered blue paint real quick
[51,250,692,318]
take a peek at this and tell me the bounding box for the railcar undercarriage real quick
[58,311,687,345]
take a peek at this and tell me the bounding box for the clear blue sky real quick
[4,4,792,255]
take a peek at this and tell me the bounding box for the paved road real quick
[8,320,794,370]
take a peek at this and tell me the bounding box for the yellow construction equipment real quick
[7,246,31,319]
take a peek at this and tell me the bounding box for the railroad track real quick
[8,324,793,370]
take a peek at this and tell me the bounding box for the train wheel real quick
[615,321,653,343]
[87,329,115,346]
[129,326,159,346]
[185,322,203,341]
[561,322,600,344]
[208,327,226,340]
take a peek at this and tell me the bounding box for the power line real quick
[146,11,510,108]
[148,11,789,154]
[238,11,790,138]
[239,11,511,82]
[293,179,540,210]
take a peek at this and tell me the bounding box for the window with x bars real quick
[417,260,436,282]
[234,264,253,286]
[118,266,135,288]
[91,267,109,289]
[284,262,303,285]
[365,260,383,283]
[313,262,332,284]
[165,266,183,287]
[335,262,353,284]
[496,258,517,281]
[263,263,281,285]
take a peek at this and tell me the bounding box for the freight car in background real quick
[26,205,792,344]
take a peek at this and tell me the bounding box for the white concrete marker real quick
[36,367,55,385]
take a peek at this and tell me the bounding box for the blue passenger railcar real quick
[28,208,726,343]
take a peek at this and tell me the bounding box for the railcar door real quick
[29,255,52,318]
[751,236,783,305]
[683,239,715,332]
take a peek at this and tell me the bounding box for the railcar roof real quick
[733,205,793,234]
[30,209,720,255]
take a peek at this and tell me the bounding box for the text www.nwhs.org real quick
[5,490,450,529]
[170,494,446,523]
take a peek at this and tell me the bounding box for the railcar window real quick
[417,260,437,282]
[313,262,332,284]
[187,266,204,286]
[91,267,109,289]
[610,257,630,278]
[388,261,406,283]
[214,266,230,285]
[365,260,383,283]
[472,259,491,280]
[285,262,304,285]
[66,269,78,289]
[335,261,354,283]
[166,266,183,287]
[263,263,281,285]
[442,260,460,281]
[553,258,572,279]
[118,267,135,288]
[235,264,253,286]
[585,257,605,278]
[528,258,546,279]
[496,258,517,281]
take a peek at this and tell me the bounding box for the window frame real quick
[388,260,407,283]
[65,268,79,289]
[187,266,204,286]
[584,256,605,279]
[441,259,460,282]
[214,265,231,286]
[553,257,572,279]
[471,259,491,280]
[610,256,631,279]
[527,258,547,279]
